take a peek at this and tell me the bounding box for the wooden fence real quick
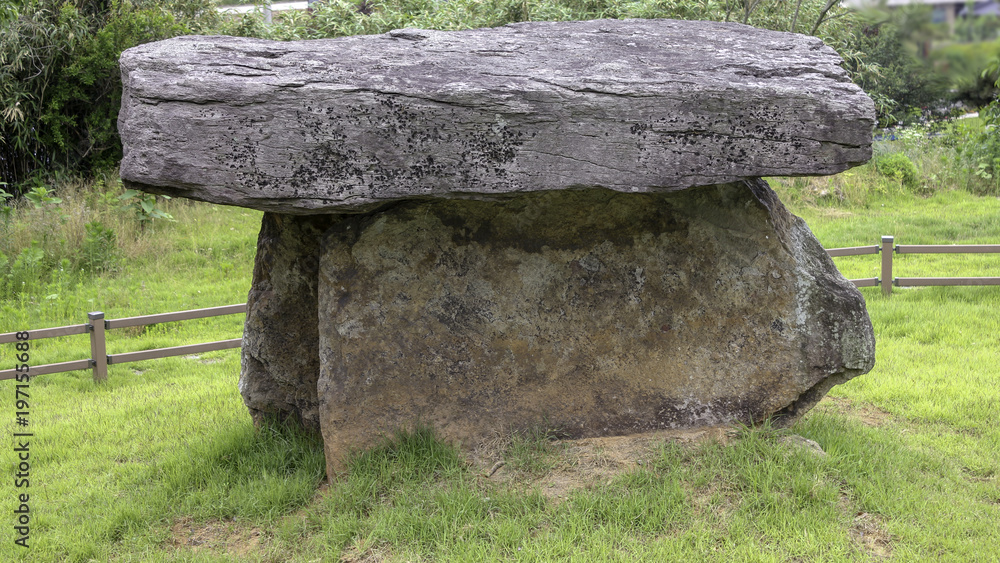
[1,235,998,382]
[0,304,245,382]
[829,236,1000,296]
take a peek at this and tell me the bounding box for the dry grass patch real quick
[816,396,895,428]
[169,516,267,557]
[483,427,735,500]
[338,540,398,563]
[849,511,895,560]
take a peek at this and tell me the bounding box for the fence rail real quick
[0,304,246,382]
[826,245,879,258]
[828,236,1000,296]
[896,245,1000,254]
[2,235,998,383]
[0,324,89,343]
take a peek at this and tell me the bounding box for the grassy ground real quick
[1,146,999,560]
[0,183,259,368]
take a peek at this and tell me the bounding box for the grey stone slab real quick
[118,19,874,214]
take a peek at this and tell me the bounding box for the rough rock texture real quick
[240,213,335,429]
[316,180,874,473]
[116,20,878,475]
[118,19,874,214]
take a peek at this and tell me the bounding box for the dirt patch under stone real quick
[480,426,736,500]
[169,516,265,557]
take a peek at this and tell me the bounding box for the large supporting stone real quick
[316,180,873,473]
[117,19,878,477]
[240,213,336,429]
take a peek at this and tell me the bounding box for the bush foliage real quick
[845,19,949,125]
[0,172,169,300]
[874,151,921,190]
[958,59,1000,191]
[0,0,217,189]
[930,38,1000,106]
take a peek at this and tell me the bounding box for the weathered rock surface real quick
[118,19,874,214]
[240,213,334,429]
[316,180,874,473]
[117,20,878,476]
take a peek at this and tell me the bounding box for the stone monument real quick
[118,19,877,475]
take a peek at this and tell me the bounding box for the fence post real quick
[881,236,894,297]
[88,312,108,382]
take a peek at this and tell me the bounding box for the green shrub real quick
[23,185,64,208]
[0,0,216,189]
[79,220,119,274]
[118,189,175,224]
[0,243,45,298]
[929,39,1000,106]
[0,173,172,298]
[874,151,921,190]
[954,117,1000,194]
[953,13,1000,43]
[0,184,13,220]
[954,60,1000,194]
[840,10,950,126]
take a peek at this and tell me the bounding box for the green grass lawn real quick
[1,179,998,561]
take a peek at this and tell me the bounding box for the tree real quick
[0,0,215,190]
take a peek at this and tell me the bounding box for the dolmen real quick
[118,19,877,476]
